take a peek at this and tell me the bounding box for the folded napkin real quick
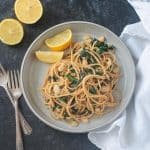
[88,1,150,150]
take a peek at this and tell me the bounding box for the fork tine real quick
[10,70,15,89]
[0,63,6,74]
[14,70,18,88]
[17,70,20,87]
[7,71,11,88]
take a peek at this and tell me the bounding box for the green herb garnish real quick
[92,65,103,75]
[80,49,97,64]
[65,73,78,82]
[79,69,93,80]
[79,70,86,79]
[97,44,108,54]
[70,78,80,88]
[58,96,68,103]
[70,68,76,73]
[63,112,69,118]
[88,56,97,64]
[96,71,103,75]
[65,73,80,88]
[80,49,88,57]
[84,68,93,74]
[52,75,58,81]
[48,76,51,81]
[107,67,111,72]
[72,107,78,114]
[92,38,104,47]
[89,86,97,94]
[52,105,61,111]
[69,65,76,73]
[92,65,99,69]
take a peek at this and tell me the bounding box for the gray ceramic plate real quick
[21,21,135,133]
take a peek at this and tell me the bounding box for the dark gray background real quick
[0,0,139,150]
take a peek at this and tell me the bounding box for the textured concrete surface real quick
[0,0,139,150]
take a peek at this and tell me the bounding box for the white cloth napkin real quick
[88,1,150,150]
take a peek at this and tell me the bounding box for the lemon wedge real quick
[14,0,43,24]
[35,51,64,63]
[45,29,72,51]
[0,18,24,45]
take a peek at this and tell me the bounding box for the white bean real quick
[99,36,105,42]
[53,84,60,95]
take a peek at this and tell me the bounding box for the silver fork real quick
[0,63,32,135]
[8,70,24,150]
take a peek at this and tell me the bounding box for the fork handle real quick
[15,100,24,150]
[4,86,32,135]
[19,110,32,135]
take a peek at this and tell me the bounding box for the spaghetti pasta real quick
[41,36,120,126]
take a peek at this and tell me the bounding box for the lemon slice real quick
[35,51,64,63]
[0,18,24,45]
[45,29,72,51]
[14,0,43,24]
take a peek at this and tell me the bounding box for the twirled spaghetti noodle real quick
[42,36,120,126]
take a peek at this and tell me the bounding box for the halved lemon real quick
[45,29,72,51]
[14,0,43,24]
[35,51,64,63]
[0,18,24,45]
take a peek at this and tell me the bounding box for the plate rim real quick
[20,21,136,133]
